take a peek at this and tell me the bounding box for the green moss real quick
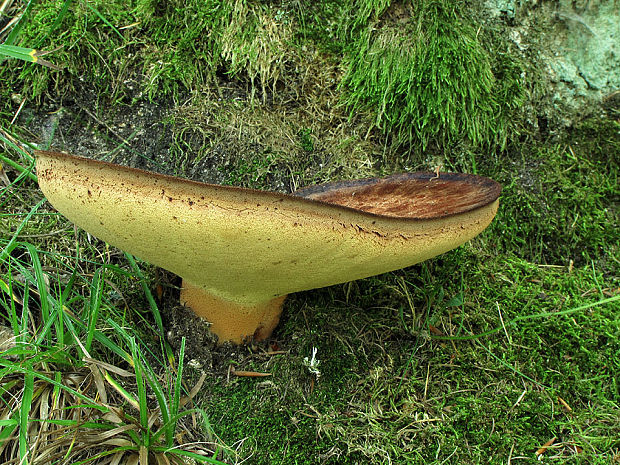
[1,0,139,104]
[134,0,227,97]
[491,116,618,270]
[2,0,300,103]
[340,0,525,152]
[203,363,358,464]
[137,0,299,100]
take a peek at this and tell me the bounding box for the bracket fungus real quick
[36,150,501,344]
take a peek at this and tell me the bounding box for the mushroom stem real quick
[180,280,286,343]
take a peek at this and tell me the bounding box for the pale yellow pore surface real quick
[36,151,499,342]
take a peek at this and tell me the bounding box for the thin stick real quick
[510,388,527,411]
[232,370,271,378]
[10,98,25,125]
[496,301,512,344]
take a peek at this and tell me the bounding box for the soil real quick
[22,77,266,183]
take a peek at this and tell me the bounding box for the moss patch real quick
[340,0,525,153]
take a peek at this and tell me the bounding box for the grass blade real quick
[156,445,228,464]
[0,44,38,63]
[172,337,185,423]
[19,371,34,464]
[2,0,37,47]
[124,253,174,363]
[65,314,132,364]
[0,273,20,336]
[144,339,184,447]
[59,268,78,306]
[0,416,19,449]
[40,0,75,46]
[138,350,171,445]
[433,294,620,341]
[0,199,45,263]
[102,371,139,410]
[86,4,126,41]
[86,268,105,353]
[0,44,62,70]
[0,152,36,182]
[124,253,163,335]
[20,280,30,346]
[23,243,55,338]
[130,338,149,447]
[0,359,108,410]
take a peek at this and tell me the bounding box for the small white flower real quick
[303,346,321,379]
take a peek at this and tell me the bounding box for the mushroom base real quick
[180,280,286,344]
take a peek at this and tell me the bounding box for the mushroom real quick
[35,150,501,343]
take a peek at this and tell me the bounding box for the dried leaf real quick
[148,410,161,429]
[87,424,138,442]
[428,324,444,336]
[558,396,573,412]
[180,372,207,407]
[84,357,135,378]
[139,445,148,465]
[0,164,10,187]
[89,364,108,404]
[535,437,557,457]
[110,451,127,465]
[155,452,172,465]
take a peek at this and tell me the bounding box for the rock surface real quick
[486,0,619,115]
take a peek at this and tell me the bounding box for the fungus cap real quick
[36,150,501,343]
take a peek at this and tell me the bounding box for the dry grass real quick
[0,355,223,464]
